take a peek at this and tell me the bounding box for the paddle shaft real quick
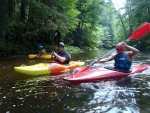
[90,48,115,67]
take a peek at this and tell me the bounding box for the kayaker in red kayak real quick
[51,42,71,64]
[96,42,139,72]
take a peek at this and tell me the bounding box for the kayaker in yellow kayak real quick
[96,42,139,72]
[51,42,71,64]
[37,45,47,57]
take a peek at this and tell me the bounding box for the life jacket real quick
[114,53,132,72]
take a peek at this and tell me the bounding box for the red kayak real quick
[63,64,148,83]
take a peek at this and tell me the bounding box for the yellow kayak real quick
[14,61,85,75]
[28,54,52,60]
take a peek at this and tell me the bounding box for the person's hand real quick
[36,55,39,58]
[51,52,57,60]
[118,42,127,47]
[51,51,55,56]
[52,52,58,57]
[93,60,99,64]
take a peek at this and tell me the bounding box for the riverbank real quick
[0,45,84,57]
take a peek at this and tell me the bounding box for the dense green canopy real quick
[0,0,150,56]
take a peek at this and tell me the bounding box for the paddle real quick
[79,22,150,72]
[54,30,61,46]
[129,22,150,40]
[50,30,62,61]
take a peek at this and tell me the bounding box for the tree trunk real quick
[118,12,128,39]
[146,0,150,22]
[21,0,25,21]
[126,0,133,35]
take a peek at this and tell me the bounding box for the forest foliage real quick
[0,0,150,56]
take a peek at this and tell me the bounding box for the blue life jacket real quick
[114,53,132,72]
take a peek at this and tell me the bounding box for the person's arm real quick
[126,44,139,56]
[97,54,115,63]
[119,42,139,60]
[117,42,139,61]
[118,42,139,56]
[126,45,139,61]
[52,52,66,63]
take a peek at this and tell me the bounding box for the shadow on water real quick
[0,50,150,113]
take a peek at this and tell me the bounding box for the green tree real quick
[124,0,150,51]
[73,0,105,49]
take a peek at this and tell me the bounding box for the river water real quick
[0,50,150,113]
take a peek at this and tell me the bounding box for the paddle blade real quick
[28,54,37,58]
[54,30,61,45]
[129,22,150,40]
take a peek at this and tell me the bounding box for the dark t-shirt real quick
[55,50,71,64]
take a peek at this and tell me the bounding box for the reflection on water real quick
[79,80,139,113]
[0,50,150,113]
